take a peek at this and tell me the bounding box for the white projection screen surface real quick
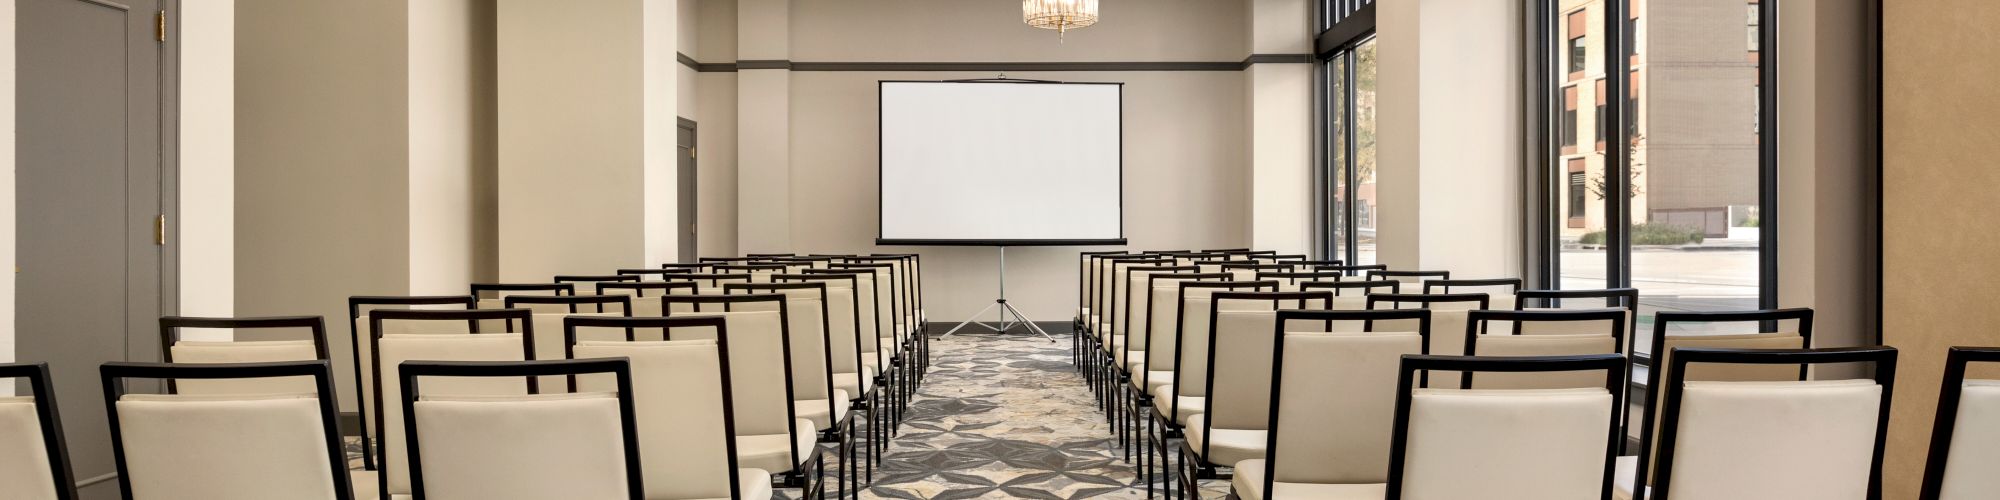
[878,81,1125,245]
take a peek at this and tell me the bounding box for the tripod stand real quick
[939,246,1055,342]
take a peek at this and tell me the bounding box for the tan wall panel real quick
[1883,0,2000,498]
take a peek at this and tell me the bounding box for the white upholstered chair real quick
[1624,346,1895,500]
[1388,354,1628,500]
[1230,309,1431,500]
[569,316,773,500]
[1178,291,1332,496]
[1921,346,2000,500]
[659,294,826,498]
[368,309,535,499]
[159,315,331,396]
[0,363,76,500]
[1461,308,1626,390]
[399,359,644,500]
[1367,293,1490,388]
[345,295,479,471]
[102,361,352,500]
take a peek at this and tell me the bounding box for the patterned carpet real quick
[857,331,1228,500]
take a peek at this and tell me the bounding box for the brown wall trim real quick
[674,52,1313,73]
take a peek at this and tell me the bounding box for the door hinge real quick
[154,214,167,245]
[156,11,167,42]
[689,147,696,160]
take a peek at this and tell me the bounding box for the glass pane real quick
[1628,0,1765,354]
[1557,2,1606,295]
[1353,38,1378,265]
[1328,54,1348,261]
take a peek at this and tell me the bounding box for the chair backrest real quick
[345,294,478,469]
[1369,293,1490,387]
[1633,308,1815,484]
[570,317,747,500]
[1121,265,1198,343]
[776,274,865,378]
[1641,347,1895,500]
[654,295,805,445]
[1421,278,1522,296]
[724,283,835,407]
[596,282,700,316]
[504,294,633,316]
[1197,291,1333,446]
[664,273,757,289]
[1462,309,1626,390]
[659,262,717,273]
[1135,273,1231,364]
[1165,281,1279,407]
[370,309,535,497]
[102,361,351,500]
[1264,310,1429,487]
[0,363,76,500]
[1080,251,1132,314]
[1922,347,2000,500]
[160,316,330,396]
[699,256,755,264]
[870,253,925,320]
[1369,269,1451,285]
[554,274,641,291]
[832,262,903,338]
[1387,354,1627,500]
[470,283,575,303]
[614,268,695,281]
[1299,280,1399,313]
[713,264,786,283]
[1252,253,1308,264]
[1216,262,1295,281]
[1254,271,1347,292]
[1515,288,1639,337]
[1098,257,1171,330]
[802,269,882,362]
[400,359,643,500]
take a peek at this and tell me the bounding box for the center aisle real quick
[855,332,1228,500]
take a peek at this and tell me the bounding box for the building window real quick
[1568,171,1587,220]
[1594,79,1608,149]
[1562,86,1579,153]
[1567,10,1588,78]
[1747,3,1760,52]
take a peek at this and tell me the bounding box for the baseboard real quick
[928,321,1075,336]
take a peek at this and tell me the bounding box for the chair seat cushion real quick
[832,372,874,397]
[1128,368,1173,392]
[1185,414,1266,465]
[795,390,853,429]
[688,469,772,500]
[736,419,817,474]
[351,470,379,500]
[1231,459,1386,500]
[1149,384,1202,425]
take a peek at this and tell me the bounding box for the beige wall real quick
[0,0,14,390]
[180,0,235,320]
[1883,0,2000,497]
[1247,0,1314,255]
[408,0,497,294]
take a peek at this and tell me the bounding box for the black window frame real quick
[1314,0,1377,265]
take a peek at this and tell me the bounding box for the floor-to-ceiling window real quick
[1540,0,1778,360]
[1317,0,1377,265]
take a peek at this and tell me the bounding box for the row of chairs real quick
[1068,249,1995,499]
[0,252,931,500]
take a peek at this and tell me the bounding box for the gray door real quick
[18,0,170,497]
[677,121,697,262]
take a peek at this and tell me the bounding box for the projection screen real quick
[877,80,1126,246]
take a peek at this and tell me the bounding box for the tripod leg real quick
[939,301,1005,337]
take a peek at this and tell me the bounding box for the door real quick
[18,0,171,497]
[677,121,697,262]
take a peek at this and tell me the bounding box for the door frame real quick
[676,117,697,263]
[158,0,181,325]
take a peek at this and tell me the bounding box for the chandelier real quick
[1023,0,1099,42]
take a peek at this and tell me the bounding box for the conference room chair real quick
[346,294,479,471]
[503,293,632,316]
[1112,271,1224,459]
[1421,277,1522,296]
[1176,291,1334,497]
[1367,293,1491,388]
[1299,280,1401,313]
[722,282,860,497]
[1387,354,1628,500]
[554,274,640,292]
[1156,251,1225,267]
[1461,309,1627,390]
[749,259,815,274]
[714,264,788,283]
[1147,280,1279,496]
[778,272,886,482]
[615,268,696,281]
[1228,309,1432,500]
[1920,346,2000,500]
[1213,262,1294,280]
[398,358,644,500]
[1092,257,1173,388]
[656,293,825,498]
[1078,253,1134,366]
[1289,259,1346,268]
[1217,249,1276,260]
[1254,270,1347,292]
[1104,265,1198,409]
[747,252,797,258]
[801,267,901,469]
[596,281,700,317]
[660,262,718,273]
[1623,346,1896,500]
[1078,251,1135,349]
[1250,254,1307,264]
[831,262,914,426]
[470,282,576,304]
[1515,288,1640,337]
[565,316,773,500]
[858,254,928,371]
[0,363,77,500]
[1620,308,1816,500]
[158,315,331,395]
[100,361,352,500]
[1367,269,1451,286]
[700,256,757,265]
[1314,263,1388,277]
[664,272,757,289]
[771,255,837,270]
[367,308,535,500]
[1200,247,1251,254]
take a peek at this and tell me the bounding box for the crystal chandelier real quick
[1023,0,1099,42]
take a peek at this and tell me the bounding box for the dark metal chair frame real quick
[102,360,353,500]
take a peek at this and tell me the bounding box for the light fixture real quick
[1023,0,1099,42]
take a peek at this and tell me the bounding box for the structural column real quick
[496,0,678,281]
[1246,0,1315,255]
[735,0,791,253]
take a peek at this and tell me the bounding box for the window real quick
[1318,32,1378,266]
[1566,10,1588,78]
[1568,171,1587,219]
[1539,0,1776,363]
[1570,37,1588,76]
